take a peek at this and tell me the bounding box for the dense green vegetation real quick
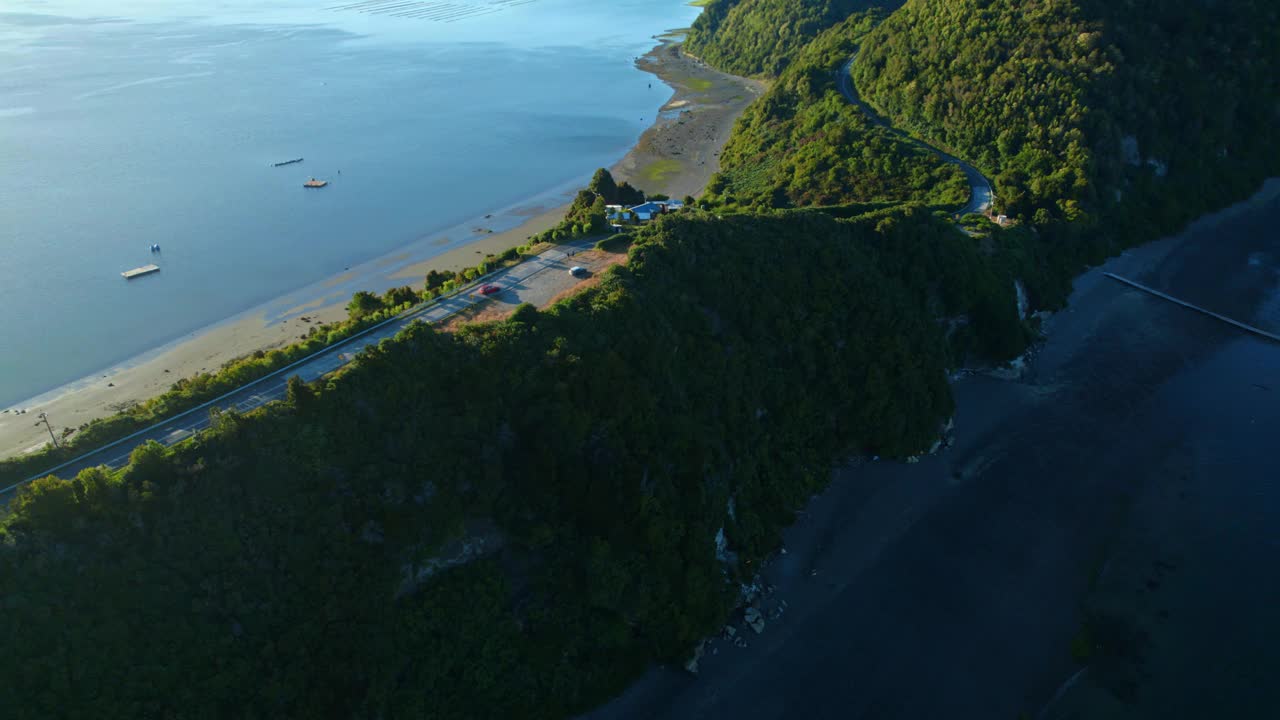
[703,13,968,210]
[686,0,904,77]
[3,1,1278,716]
[1,207,1055,717]
[852,0,1280,224]
[522,169,654,243]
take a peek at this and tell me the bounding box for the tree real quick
[589,196,609,233]
[616,181,646,206]
[588,168,619,204]
[425,269,454,291]
[384,286,419,308]
[346,291,384,321]
[286,374,315,409]
[510,303,539,324]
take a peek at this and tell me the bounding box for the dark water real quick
[587,183,1280,718]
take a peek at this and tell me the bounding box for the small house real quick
[627,200,683,222]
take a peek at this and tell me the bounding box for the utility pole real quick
[36,412,59,449]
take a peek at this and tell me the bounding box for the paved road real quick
[837,56,993,216]
[2,238,598,493]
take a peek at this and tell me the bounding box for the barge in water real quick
[122,264,160,279]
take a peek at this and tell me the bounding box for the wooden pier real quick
[1104,272,1280,344]
[122,264,160,280]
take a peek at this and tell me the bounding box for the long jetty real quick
[1104,272,1280,344]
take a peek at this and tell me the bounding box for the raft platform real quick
[122,264,160,280]
[303,178,328,188]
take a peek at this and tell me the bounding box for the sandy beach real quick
[612,39,766,200]
[0,39,761,462]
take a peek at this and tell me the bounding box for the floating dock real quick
[273,157,304,167]
[303,178,328,188]
[122,264,160,280]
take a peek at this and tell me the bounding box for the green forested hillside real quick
[851,0,1280,223]
[1,207,1046,718]
[686,0,904,77]
[3,1,1277,717]
[704,14,968,209]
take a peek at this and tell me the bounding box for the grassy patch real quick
[683,76,714,92]
[639,158,684,186]
[594,233,633,252]
[686,0,712,6]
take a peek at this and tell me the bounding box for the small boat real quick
[273,157,304,167]
[303,178,328,188]
[122,264,160,279]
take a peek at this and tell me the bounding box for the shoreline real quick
[612,38,766,200]
[0,37,763,461]
[584,177,1280,719]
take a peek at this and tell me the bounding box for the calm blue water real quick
[0,0,698,407]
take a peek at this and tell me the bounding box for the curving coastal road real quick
[836,56,993,216]
[1,237,598,495]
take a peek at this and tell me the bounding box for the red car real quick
[478,284,502,296]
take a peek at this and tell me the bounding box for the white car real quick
[569,266,586,277]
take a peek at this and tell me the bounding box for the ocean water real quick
[0,0,699,407]
[586,185,1280,718]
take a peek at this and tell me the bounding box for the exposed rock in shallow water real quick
[684,641,705,674]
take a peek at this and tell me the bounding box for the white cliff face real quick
[1015,279,1030,320]
[395,525,505,598]
[715,526,730,564]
